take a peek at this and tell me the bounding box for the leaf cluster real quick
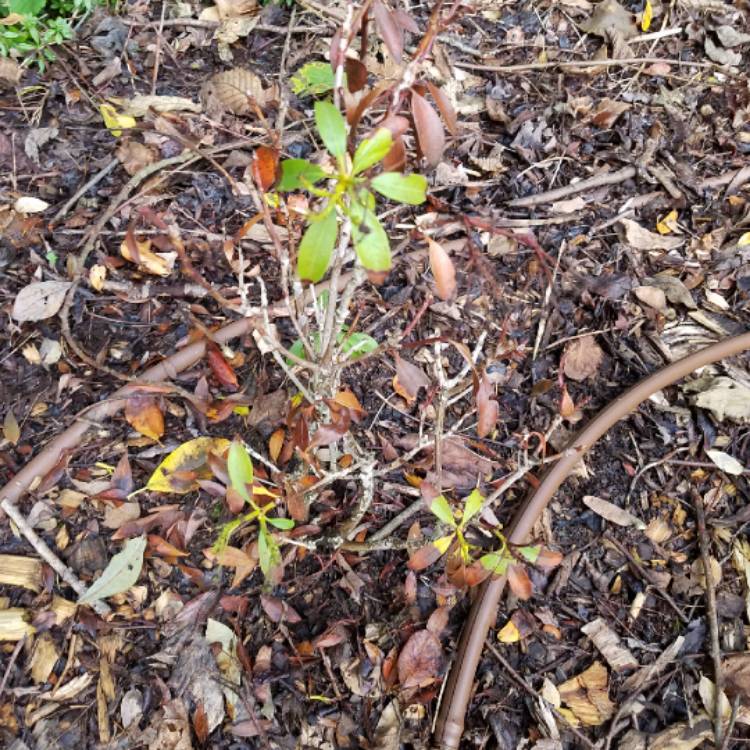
[0,0,100,66]
[277,100,427,283]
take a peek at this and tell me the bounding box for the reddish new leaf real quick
[207,342,239,391]
[125,395,165,441]
[474,370,499,438]
[397,629,444,688]
[425,82,458,135]
[427,238,456,300]
[372,0,403,62]
[404,570,418,604]
[252,146,278,192]
[411,91,445,168]
[507,564,533,600]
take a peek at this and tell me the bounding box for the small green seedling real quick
[290,61,335,97]
[408,489,484,579]
[277,100,428,283]
[215,440,294,580]
[409,488,563,595]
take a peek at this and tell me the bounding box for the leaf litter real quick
[3,0,750,747]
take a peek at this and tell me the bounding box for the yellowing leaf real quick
[146,437,230,493]
[99,103,136,137]
[497,619,521,643]
[738,232,750,247]
[433,534,455,555]
[656,209,678,235]
[641,0,652,31]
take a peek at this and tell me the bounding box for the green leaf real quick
[351,200,391,272]
[78,536,146,605]
[371,172,428,205]
[258,526,281,579]
[277,159,327,192]
[480,553,509,576]
[461,489,484,526]
[298,208,338,282]
[8,0,45,14]
[290,61,335,96]
[518,545,541,564]
[267,517,295,530]
[352,128,393,175]
[286,329,377,364]
[228,440,254,504]
[340,332,378,359]
[430,495,457,527]
[314,100,347,161]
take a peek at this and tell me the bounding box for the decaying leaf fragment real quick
[563,334,604,382]
[619,218,683,251]
[582,495,645,529]
[685,376,750,422]
[619,718,712,750]
[0,608,35,641]
[581,618,638,673]
[556,661,615,726]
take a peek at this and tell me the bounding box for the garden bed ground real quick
[1,0,750,748]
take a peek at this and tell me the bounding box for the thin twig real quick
[53,158,119,222]
[0,497,110,616]
[693,490,725,748]
[455,56,739,75]
[0,635,25,698]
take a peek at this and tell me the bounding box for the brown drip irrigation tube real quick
[433,332,750,750]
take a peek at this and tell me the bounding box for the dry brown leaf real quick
[563,334,604,381]
[589,97,630,129]
[30,632,59,683]
[12,281,72,322]
[201,68,273,115]
[475,370,499,438]
[120,237,176,277]
[411,91,445,168]
[582,495,645,529]
[581,618,638,673]
[0,57,21,87]
[372,0,403,62]
[397,629,444,688]
[698,675,731,720]
[580,0,637,39]
[507,564,533,600]
[116,140,156,176]
[428,238,456,300]
[3,409,20,445]
[556,661,615,726]
[125,396,164,441]
[634,285,667,310]
[619,218,683,251]
[619,719,712,750]
[645,517,672,543]
[394,355,430,400]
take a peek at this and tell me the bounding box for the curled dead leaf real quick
[563,334,604,382]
